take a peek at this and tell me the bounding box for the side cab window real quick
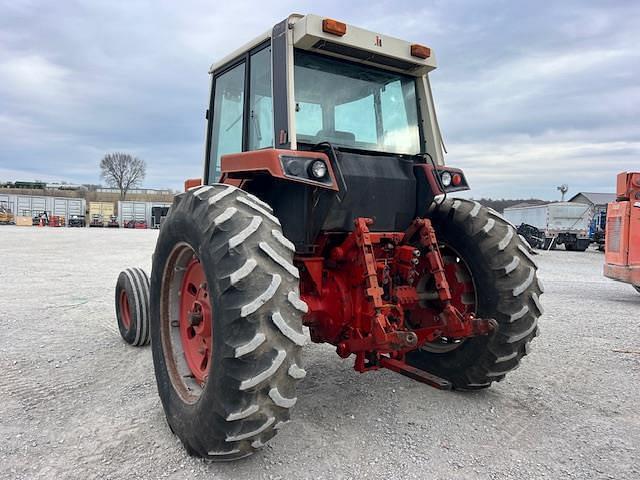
[209,63,245,182]
[208,43,273,183]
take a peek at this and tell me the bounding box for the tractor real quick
[604,171,640,293]
[114,14,542,460]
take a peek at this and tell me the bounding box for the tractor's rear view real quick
[114,14,542,460]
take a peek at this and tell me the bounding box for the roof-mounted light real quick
[410,44,431,59]
[322,18,347,37]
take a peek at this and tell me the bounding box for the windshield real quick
[293,50,421,155]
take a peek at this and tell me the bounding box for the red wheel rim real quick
[413,247,476,316]
[441,255,476,314]
[119,290,132,330]
[178,258,213,385]
[411,246,477,352]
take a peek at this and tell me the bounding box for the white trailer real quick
[504,202,593,251]
[118,201,173,228]
[118,201,148,227]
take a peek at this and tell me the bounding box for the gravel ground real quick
[0,226,638,479]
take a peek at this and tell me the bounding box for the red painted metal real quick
[220,149,338,191]
[184,178,202,191]
[379,357,452,389]
[119,290,131,330]
[179,258,213,385]
[48,215,65,227]
[605,171,640,288]
[298,217,496,376]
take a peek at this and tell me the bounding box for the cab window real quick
[248,47,274,150]
[209,62,245,181]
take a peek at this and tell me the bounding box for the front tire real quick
[406,199,543,389]
[115,268,151,346]
[150,184,307,460]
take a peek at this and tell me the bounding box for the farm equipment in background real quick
[516,223,545,249]
[504,202,593,251]
[33,211,49,226]
[90,214,105,227]
[107,215,120,228]
[112,14,542,460]
[68,215,85,227]
[590,210,607,251]
[89,202,115,227]
[124,220,147,229]
[0,204,15,225]
[604,171,640,293]
[48,215,65,227]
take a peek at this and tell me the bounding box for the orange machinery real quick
[604,171,640,293]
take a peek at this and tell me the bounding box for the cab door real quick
[208,61,246,183]
[205,43,274,184]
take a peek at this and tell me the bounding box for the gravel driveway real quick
[0,227,638,479]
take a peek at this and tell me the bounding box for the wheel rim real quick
[119,290,131,330]
[161,243,213,403]
[178,258,212,385]
[413,245,477,353]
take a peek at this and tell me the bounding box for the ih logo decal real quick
[374,35,382,47]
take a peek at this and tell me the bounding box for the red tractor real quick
[604,171,640,293]
[114,14,542,460]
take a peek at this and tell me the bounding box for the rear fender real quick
[220,149,338,191]
[415,164,470,217]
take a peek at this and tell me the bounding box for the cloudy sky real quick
[0,0,638,199]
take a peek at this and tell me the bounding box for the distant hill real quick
[473,198,548,213]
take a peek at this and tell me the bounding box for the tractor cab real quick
[203,14,467,251]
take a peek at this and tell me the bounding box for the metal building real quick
[0,193,85,226]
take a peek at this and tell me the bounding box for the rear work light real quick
[309,160,328,179]
[322,18,347,36]
[440,171,452,187]
[410,44,431,59]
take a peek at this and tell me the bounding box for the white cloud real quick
[450,135,639,199]
[0,1,638,198]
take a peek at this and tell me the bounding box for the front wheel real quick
[115,267,150,346]
[150,184,307,460]
[406,199,543,389]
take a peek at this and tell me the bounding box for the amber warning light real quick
[322,18,347,37]
[411,44,431,59]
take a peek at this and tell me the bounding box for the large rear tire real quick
[150,184,307,460]
[406,199,543,389]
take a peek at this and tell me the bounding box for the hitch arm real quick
[412,218,497,339]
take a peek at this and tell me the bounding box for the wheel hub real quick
[119,290,131,330]
[179,258,213,385]
[414,246,477,353]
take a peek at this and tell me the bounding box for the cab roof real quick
[209,13,436,76]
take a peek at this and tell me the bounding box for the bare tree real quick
[99,152,146,200]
